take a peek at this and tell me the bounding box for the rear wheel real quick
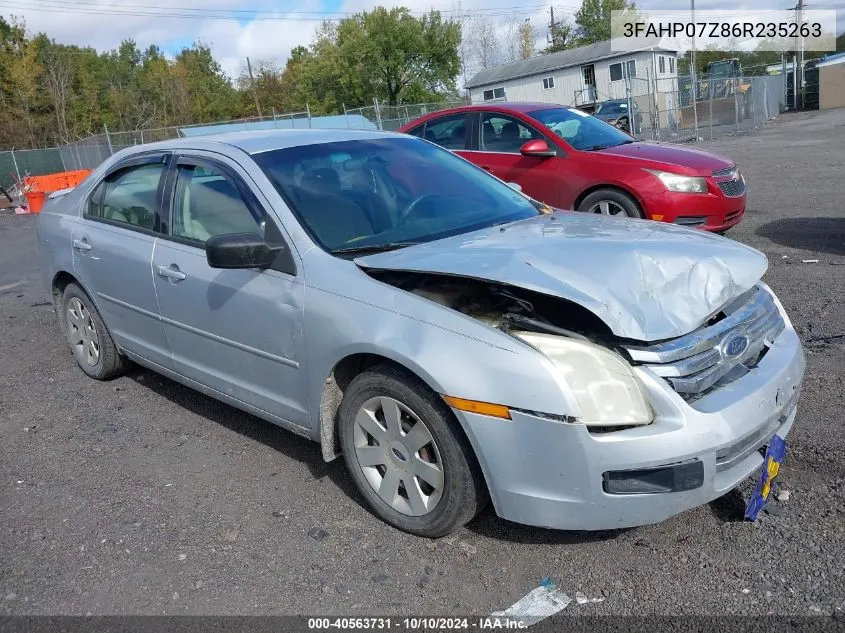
[61,283,128,380]
[577,188,643,219]
[338,364,486,537]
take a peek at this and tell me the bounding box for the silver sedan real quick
[36,130,805,536]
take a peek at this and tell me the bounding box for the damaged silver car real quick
[36,130,805,537]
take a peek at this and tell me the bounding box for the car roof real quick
[118,128,400,156]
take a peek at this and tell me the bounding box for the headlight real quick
[644,169,708,193]
[514,332,653,427]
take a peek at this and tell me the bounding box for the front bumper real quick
[457,327,805,531]
[641,189,746,232]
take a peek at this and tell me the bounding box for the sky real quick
[3,0,843,81]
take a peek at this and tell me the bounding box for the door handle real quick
[73,239,92,252]
[157,265,186,281]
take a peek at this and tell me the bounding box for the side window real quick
[480,114,540,154]
[171,163,263,245]
[87,162,163,231]
[422,114,470,150]
[407,124,425,138]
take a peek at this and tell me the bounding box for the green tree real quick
[574,0,639,45]
[544,17,576,54]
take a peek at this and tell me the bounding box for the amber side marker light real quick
[442,395,511,419]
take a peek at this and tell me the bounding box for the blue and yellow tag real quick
[744,435,786,521]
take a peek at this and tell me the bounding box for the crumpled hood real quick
[357,213,768,342]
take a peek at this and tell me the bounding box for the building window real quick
[482,87,506,100]
[669,56,675,73]
[542,76,555,90]
[659,55,666,74]
[610,59,637,81]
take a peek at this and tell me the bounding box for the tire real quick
[61,283,128,380]
[338,364,487,537]
[577,188,643,219]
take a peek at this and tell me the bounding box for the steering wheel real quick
[399,193,441,224]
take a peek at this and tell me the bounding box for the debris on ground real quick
[802,259,819,263]
[307,527,329,542]
[575,591,606,605]
[490,580,571,627]
[775,489,791,502]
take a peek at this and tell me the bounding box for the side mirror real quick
[520,139,557,158]
[206,232,284,270]
[506,182,523,192]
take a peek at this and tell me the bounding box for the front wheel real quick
[577,188,643,219]
[338,364,487,537]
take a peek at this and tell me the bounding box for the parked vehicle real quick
[593,98,642,134]
[399,102,747,232]
[36,130,803,537]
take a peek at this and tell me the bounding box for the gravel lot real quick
[1,110,844,618]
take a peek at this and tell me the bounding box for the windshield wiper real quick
[331,242,419,255]
[581,139,635,151]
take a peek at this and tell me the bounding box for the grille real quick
[718,178,746,197]
[712,165,737,177]
[625,287,785,399]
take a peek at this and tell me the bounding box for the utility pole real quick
[246,57,263,118]
[548,6,555,46]
[690,0,699,139]
[795,0,804,110]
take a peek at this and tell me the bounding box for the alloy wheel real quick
[587,200,631,216]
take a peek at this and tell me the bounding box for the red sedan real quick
[398,102,746,232]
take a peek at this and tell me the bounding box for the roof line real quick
[465,45,676,89]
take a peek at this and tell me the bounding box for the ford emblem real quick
[723,334,750,358]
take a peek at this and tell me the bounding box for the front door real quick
[152,154,308,427]
[582,64,596,102]
[71,155,171,368]
[472,112,563,208]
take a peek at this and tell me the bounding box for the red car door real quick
[468,112,563,208]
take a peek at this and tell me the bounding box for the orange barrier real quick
[23,169,91,213]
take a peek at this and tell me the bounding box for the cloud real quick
[7,0,842,82]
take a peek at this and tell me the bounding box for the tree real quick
[574,0,639,45]
[545,16,576,54]
[518,19,536,60]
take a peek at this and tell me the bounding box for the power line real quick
[4,0,556,19]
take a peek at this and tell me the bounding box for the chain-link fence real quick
[344,99,471,132]
[643,73,786,142]
[0,147,67,189]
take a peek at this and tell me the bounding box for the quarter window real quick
[171,163,263,244]
[86,162,163,231]
[481,113,540,154]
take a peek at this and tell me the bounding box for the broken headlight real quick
[514,332,653,427]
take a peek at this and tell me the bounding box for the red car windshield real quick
[528,107,633,151]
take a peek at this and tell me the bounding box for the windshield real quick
[595,102,628,115]
[252,137,539,254]
[528,107,634,151]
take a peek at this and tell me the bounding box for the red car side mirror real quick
[520,139,557,158]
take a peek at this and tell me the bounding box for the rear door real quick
[470,112,564,208]
[410,112,476,162]
[71,154,171,368]
[152,152,308,428]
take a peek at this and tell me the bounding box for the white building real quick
[465,40,680,122]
